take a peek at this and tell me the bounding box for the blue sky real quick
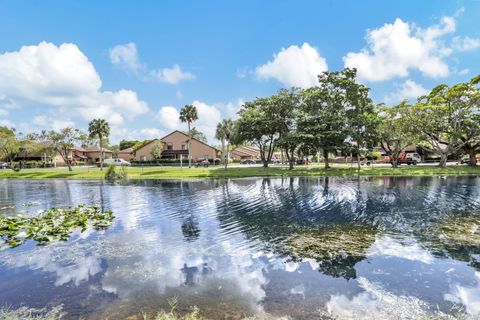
[0,0,479,143]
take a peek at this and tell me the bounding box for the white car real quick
[104,158,131,166]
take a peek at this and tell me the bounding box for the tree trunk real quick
[357,152,361,171]
[391,155,398,168]
[221,139,226,169]
[468,147,477,166]
[226,142,229,169]
[439,152,448,168]
[99,135,104,171]
[323,149,330,169]
[67,161,73,171]
[188,122,192,168]
[262,158,268,168]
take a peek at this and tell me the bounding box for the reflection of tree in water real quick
[180,263,213,286]
[215,176,480,279]
[181,214,200,242]
[215,177,379,279]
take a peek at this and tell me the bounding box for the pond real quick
[1,176,480,319]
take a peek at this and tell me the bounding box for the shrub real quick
[105,164,128,182]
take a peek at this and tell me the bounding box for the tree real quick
[150,140,164,160]
[377,102,417,168]
[0,127,20,170]
[273,88,302,170]
[342,69,379,170]
[183,127,208,143]
[234,97,279,168]
[179,104,198,168]
[215,119,234,169]
[409,77,480,167]
[119,139,139,150]
[88,119,110,171]
[44,128,87,171]
[298,83,348,169]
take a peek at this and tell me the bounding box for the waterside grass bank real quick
[1,164,480,180]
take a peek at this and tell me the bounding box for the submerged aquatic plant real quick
[0,305,65,320]
[284,225,377,279]
[0,205,114,249]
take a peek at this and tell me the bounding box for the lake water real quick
[1,177,480,319]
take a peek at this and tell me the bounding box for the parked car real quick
[195,159,210,167]
[240,159,256,165]
[104,158,131,166]
[0,163,9,169]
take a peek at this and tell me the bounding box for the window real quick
[140,156,147,161]
[204,155,209,160]
[181,144,187,150]
[167,144,173,150]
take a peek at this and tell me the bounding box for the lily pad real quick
[0,205,114,249]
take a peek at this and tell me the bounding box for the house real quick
[118,132,221,162]
[71,146,113,164]
[128,139,164,161]
[160,131,221,161]
[231,146,260,161]
[117,147,134,162]
[14,142,113,165]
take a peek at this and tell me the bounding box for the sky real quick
[0,0,479,144]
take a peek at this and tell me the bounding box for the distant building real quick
[231,146,260,161]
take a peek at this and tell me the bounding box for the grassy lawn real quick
[1,163,480,180]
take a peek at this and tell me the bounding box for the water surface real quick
[1,177,480,319]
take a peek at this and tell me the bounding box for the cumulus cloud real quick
[155,101,224,142]
[32,115,75,132]
[109,42,141,72]
[343,16,456,82]
[151,64,195,84]
[384,79,428,104]
[156,106,181,131]
[0,41,149,128]
[255,43,328,88]
[192,100,222,142]
[109,42,195,85]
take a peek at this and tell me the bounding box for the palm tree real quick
[179,105,198,168]
[215,119,234,169]
[88,118,110,171]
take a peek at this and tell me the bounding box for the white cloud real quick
[32,115,75,131]
[343,16,456,82]
[452,36,480,52]
[192,100,222,142]
[109,42,195,85]
[458,68,470,75]
[255,43,328,88]
[109,42,141,72]
[384,79,428,104]
[0,108,7,117]
[0,41,149,128]
[366,236,433,264]
[445,271,480,316]
[156,106,181,131]
[151,64,195,84]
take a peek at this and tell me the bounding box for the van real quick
[104,158,131,166]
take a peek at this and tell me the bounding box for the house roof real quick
[118,147,133,154]
[232,145,260,157]
[160,130,221,152]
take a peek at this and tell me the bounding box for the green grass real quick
[0,164,480,180]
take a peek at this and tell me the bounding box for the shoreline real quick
[1,164,480,180]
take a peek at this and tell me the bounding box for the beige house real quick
[231,146,260,161]
[117,147,134,162]
[161,131,221,161]
[118,131,221,162]
[130,139,164,161]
